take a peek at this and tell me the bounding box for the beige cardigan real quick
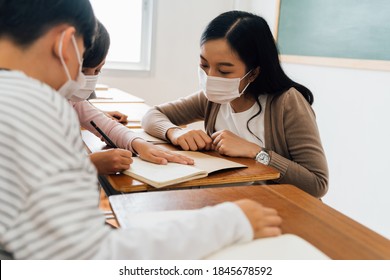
[142,88,329,198]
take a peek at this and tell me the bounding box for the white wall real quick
[246,0,390,239]
[100,0,390,238]
[283,64,390,239]
[100,0,235,105]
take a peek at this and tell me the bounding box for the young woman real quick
[70,21,193,174]
[142,11,329,198]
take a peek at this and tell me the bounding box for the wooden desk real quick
[101,184,390,259]
[107,152,280,192]
[90,88,145,103]
[89,102,151,128]
[82,131,280,193]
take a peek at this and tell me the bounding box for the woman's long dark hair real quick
[201,11,313,105]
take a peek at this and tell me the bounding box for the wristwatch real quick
[255,148,270,165]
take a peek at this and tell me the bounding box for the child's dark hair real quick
[83,20,110,68]
[0,0,96,50]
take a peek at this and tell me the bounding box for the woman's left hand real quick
[211,130,260,158]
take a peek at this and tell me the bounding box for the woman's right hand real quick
[89,149,133,175]
[234,199,282,239]
[167,128,213,151]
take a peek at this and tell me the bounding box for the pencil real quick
[90,120,118,148]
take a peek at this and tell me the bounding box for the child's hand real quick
[89,149,133,174]
[131,139,194,165]
[105,111,128,124]
[234,199,282,239]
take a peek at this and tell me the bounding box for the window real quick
[89,0,154,71]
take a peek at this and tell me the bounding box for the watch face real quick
[256,151,270,165]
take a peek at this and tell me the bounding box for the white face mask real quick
[72,74,99,101]
[57,32,86,100]
[198,66,252,104]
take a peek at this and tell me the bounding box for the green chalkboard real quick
[277,0,390,68]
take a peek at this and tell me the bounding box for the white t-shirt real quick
[0,70,252,259]
[215,95,268,147]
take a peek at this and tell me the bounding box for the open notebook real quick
[205,234,329,260]
[108,196,330,260]
[123,151,246,188]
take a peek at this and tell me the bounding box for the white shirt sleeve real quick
[93,202,253,259]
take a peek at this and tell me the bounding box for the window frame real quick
[97,0,154,71]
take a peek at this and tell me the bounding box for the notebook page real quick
[205,234,330,260]
[123,157,207,188]
[171,151,246,173]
